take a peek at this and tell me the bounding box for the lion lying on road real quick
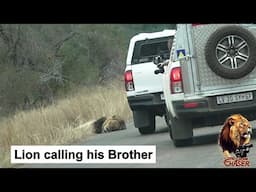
[93,115,126,134]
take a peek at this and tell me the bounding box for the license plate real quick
[160,93,165,100]
[216,92,253,105]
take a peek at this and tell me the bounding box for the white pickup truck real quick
[156,24,256,147]
[124,29,176,134]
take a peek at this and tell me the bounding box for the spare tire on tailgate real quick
[205,25,256,79]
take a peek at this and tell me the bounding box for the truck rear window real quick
[131,36,173,65]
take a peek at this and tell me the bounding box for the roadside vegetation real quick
[0,80,132,167]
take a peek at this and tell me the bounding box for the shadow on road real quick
[155,126,169,134]
[192,133,218,146]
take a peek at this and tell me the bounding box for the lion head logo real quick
[218,114,253,158]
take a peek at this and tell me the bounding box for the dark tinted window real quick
[132,36,173,65]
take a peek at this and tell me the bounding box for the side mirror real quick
[154,68,164,74]
[154,59,169,75]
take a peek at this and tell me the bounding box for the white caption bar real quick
[11,145,156,164]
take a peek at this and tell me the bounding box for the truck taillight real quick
[124,70,135,91]
[170,67,183,94]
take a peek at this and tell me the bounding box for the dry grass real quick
[0,80,132,167]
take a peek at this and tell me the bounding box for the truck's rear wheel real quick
[138,115,155,134]
[133,110,156,135]
[164,114,173,139]
[138,123,155,134]
[170,116,193,147]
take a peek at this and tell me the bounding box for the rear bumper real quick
[127,92,165,111]
[173,91,256,125]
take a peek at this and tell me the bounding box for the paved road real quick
[19,117,256,168]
